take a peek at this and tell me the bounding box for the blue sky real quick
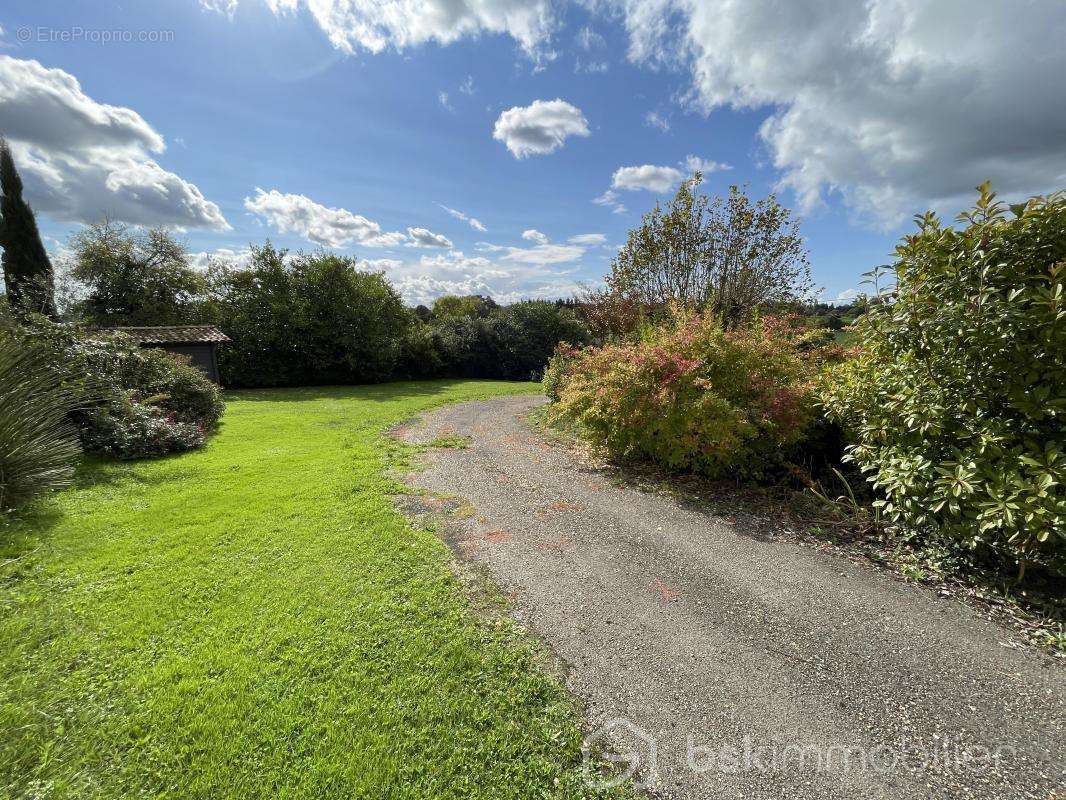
[2,0,1064,305]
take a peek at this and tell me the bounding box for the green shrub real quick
[820,185,1066,572]
[12,317,224,459]
[0,333,82,510]
[547,310,821,478]
[400,301,592,381]
[210,247,409,387]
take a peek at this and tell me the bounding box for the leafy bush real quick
[398,300,591,381]
[12,317,224,459]
[209,246,409,387]
[821,185,1066,572]
[546,310,821,478]
[0,333,82,510]
[80,401,205,459]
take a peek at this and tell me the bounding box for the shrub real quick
[0,332,82,510]
[547,310,821,478]
[400,301,592,381]
[80,401,205,459]
[209,247,409,387]
[820,185,1066,573]
[12,317,224,459]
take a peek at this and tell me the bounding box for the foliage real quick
[13,316,224,459]
[209,246,409,387]
[431,293,498,320]
[601,174,813,331]
[547,309,822,478]
[67,220,208,326]
[0,332,81,510]
[400,300,593,381]
[0,138,57,318]
[821,184,1066,572]
[0,382,632,800]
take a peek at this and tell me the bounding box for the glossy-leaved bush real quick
[821,185,1065,572]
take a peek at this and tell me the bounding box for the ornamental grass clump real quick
[545,310,822,479]
[820,184,1065,575]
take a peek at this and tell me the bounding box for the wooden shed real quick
[97,325,231,384]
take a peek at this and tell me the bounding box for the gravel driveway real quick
[396,395,1064,800]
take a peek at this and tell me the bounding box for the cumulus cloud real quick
[568,233,607,246]
[612,164,683,193]
[189,247,253,271]
[406,226,453,248]
[248,0,556,59]
[493,99,590,158]
[0,56,228,230]
[616,0,1066,227]
[384,248,584,305]
[521,228,550,245]
[244,188,405,248]
[437,91,453,112]
[438,203,487,232]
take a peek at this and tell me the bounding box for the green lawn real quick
[0,381,616,799]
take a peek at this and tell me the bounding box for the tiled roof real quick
[93,325,232,345]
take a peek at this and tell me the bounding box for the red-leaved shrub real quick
[544,310,823,478]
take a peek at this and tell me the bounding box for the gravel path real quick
[397,395,1064,800]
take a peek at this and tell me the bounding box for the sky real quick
[1,0,1064,306]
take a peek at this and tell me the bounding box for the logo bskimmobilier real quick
[581,718,658,790]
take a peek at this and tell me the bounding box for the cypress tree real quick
[0,138,58,318]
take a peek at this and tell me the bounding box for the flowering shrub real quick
[545,310,822,478]
[820,185,1065,573]
[80,401,205,459]
[12,317,223,459]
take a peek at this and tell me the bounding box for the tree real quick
[0,138,58,318]
[431,294,498,320]
[208,246,410,387]
[68,220,208,325]
[605,173,813,329]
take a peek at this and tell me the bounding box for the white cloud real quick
[568,233,607,246]
[438,203,487,232]
[683,155,731,174]
[574,59,609,74]
[644,110,670,132]
[593,189,627,214]
[577,26,606,51]
[612,164,683,193]
[386,246,585,305]
[616,0,1066,227]
[244,188,405,248]
[189,247,252,271]
[493,99,590,158]
[360,257,403,271]
[0,56,228,230]
[438,91,453,112]
[252,0,556,59]
[499,243,583,266]
[459,75,476,95]
[406,226,453,248]
[521,228,550,245]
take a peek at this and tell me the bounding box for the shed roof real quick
[94,325,231,345]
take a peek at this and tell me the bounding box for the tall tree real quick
[605,173,814,329]
[0,138,58,318]
[69,221,207,325]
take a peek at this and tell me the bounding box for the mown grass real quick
[0,381,621,799]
